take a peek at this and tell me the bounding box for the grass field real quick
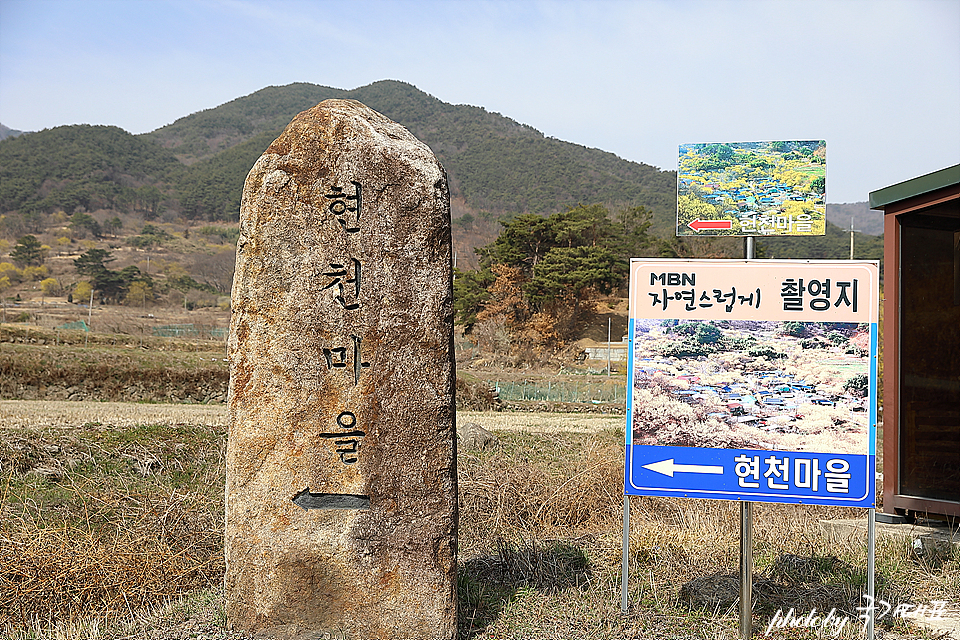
[1,401,956,639]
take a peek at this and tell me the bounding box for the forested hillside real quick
[143,80,677,231]
[1,79,882,276]
[756,219,884,260]
[1,80,681,263]
[0,124,26,141]
[0,125,178,219]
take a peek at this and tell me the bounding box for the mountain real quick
[1,81,680,265]
[0,80,882,268]
[0,124,179,216]
[143,80,677,229]
[826,201,883,236]
[0,124,26,141]
[756,218,884,261]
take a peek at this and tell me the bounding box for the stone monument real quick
[225,100,457,639]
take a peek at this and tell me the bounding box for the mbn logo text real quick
[650,273,696,286]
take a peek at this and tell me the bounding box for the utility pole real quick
[849,218,861,260]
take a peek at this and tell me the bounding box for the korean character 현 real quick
[825,459,851,493]
[764,455,789,489]
[325,181,362,233]
[807,278,831,311]
[735,454,760,488]
[794,458,821,491]
[781,278,805,311]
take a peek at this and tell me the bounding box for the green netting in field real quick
[490,379,627,404]
[58,320,89,332]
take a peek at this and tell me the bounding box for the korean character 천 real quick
[735,454,760,488]
[824,458,851,493]
[756,214,775,232]
[764,455,789,489]
[322,258,361,310]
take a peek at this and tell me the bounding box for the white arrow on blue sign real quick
[642,458,724,477]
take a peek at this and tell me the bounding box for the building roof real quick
[868,164,960,210]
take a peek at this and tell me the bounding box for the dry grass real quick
[0,403,956,640]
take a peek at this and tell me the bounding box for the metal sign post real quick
[621,494,630,613]
[740,237,755,639]
[740,501,753,638]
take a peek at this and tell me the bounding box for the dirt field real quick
[0,400,624,433]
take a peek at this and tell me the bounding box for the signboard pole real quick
[740,502,753,638]
[867,508,876,637]
[740,236,755,639]
[621,494,630,613]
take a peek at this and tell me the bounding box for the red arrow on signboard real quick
[687,219,733,232]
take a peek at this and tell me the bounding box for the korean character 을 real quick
[735,454,761,488]
[825,459,851,493]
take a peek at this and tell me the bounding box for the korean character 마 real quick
[735,454,760,488]
[825,459,851,493]
[794,458,822,491]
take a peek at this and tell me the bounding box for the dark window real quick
[898,202,960,503]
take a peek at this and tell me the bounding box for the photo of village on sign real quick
[677,140,827,237]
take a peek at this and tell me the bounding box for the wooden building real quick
[870,164,960,520]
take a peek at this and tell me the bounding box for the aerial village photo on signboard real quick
[630,318,871,455]
[677,140,827,237]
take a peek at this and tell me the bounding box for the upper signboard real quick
[624,259,878,508]
[677,141,826,237]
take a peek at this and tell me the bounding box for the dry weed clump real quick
[0,487,224,627]
[457,430,624,547]
[0,422,227,629]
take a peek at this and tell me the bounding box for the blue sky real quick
[1,0,958,203]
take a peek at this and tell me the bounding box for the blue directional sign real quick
[624,259,878,508]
